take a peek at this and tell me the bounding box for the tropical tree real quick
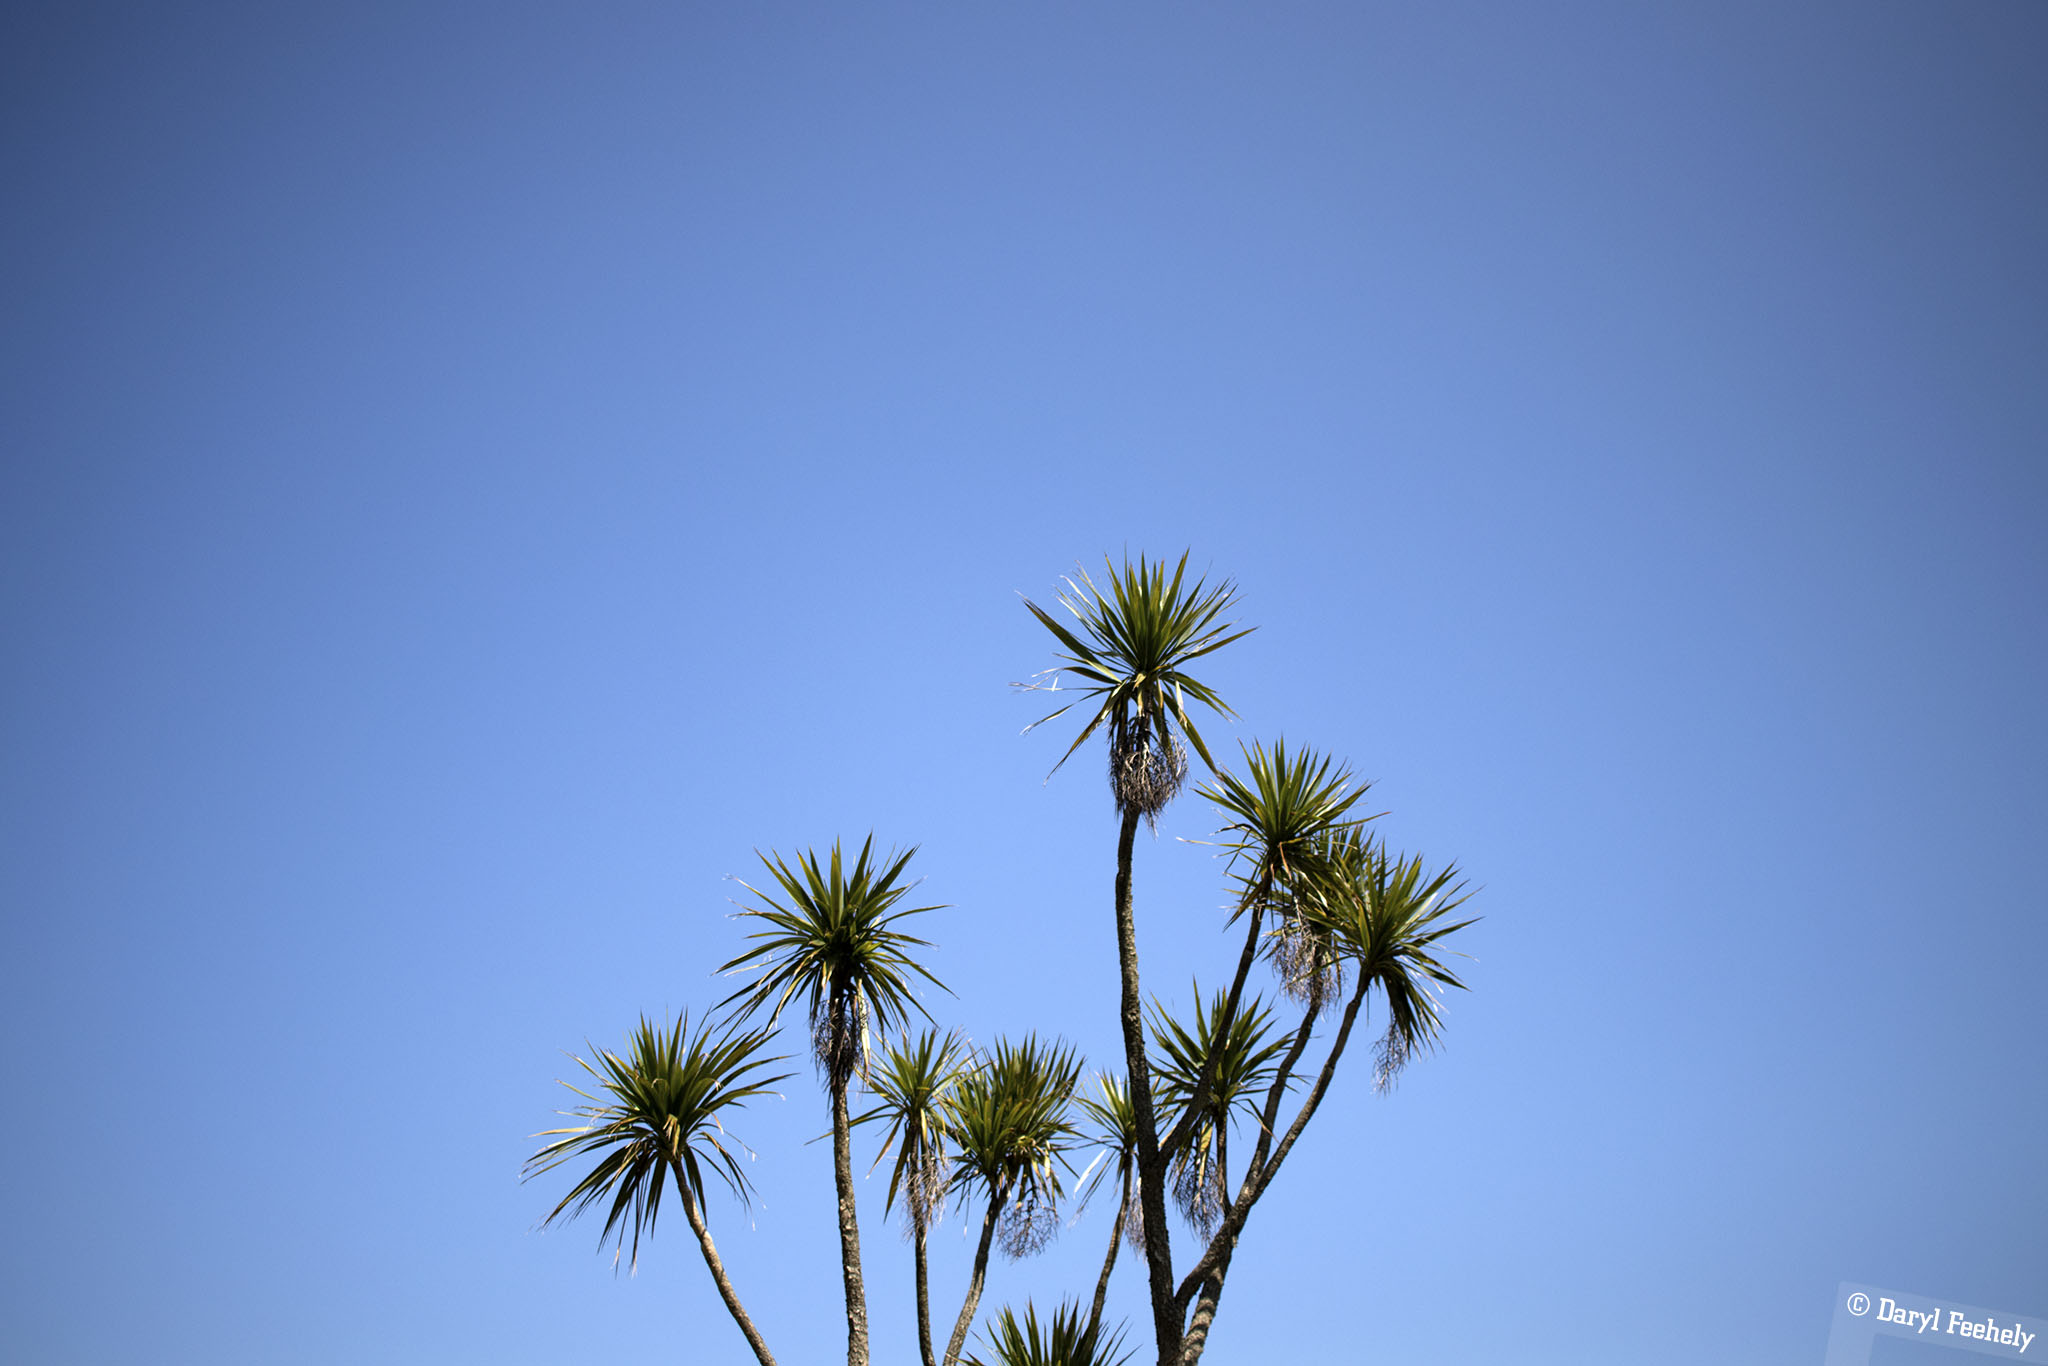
[1022,559,1482,1364]
[854,1029,970,1366]
[527,553,1480,1366]
[1167,826,1475,1364]
[717,837,948,1366]
[939,1035,1086,1366]
[966,1299,1133,1366]
[524,1013,790,1366]
[1143,740,1368,1239]
[1303,826,1476,1092]
[1018,552,1250,1358]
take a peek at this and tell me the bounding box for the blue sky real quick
[3,4,2043,1363]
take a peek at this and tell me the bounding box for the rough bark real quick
[672,1161,779,1366]
[942,1191,1002,1366]
[1114,804,1182,1365]
[914,1215,936,1366]
[1175,1134,1234,1365]
[1176,1244,1235,1366]
[829,987,871,1366]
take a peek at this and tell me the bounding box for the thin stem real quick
[1173,978,1369,1311]
[914,1211,936,1366]
[1089,1171,1133,1332]
[671,1159,779,1366]
[942,1191,1003,1366]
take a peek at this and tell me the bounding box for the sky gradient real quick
[4,4,2044,1363]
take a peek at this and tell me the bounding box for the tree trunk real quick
[1114,805,1181,1365]
[943,1191,1003,1366]
[1174,1128,1234,1363]
[915,1213,936,1366]
[1089,1174,1133,1332]
[673,1160,779,1366]
[829,992,871,1366]
[1176,1246,1235,1366]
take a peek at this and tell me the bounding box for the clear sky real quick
[3,4,2043,1364]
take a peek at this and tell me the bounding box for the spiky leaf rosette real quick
[525,1013,791,1270]
[1300,826,1478,1090]
[718,836,948,1089]
[1020,552,1252,822]
[1198,738,1371,925]
[965,1300,1132,1366]
[944,1035,1085,1260]
[853,1028,969,1238]
[1148,987,1289,1236]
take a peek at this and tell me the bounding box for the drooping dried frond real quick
[1107,715,1188,825]
[999,1185,1061,1259]
[899,1152,948,1242]
[1120,1186,1147,1255]
[525,1013,791,1272]
[1168,1147,1228,1240]
[811,990,870,1091]
[1373,1017,1427,1093]
[1019,552,1251,817]
[1266,909,1346,1015]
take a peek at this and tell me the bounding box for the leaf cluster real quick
[1199,738,1371,923]
[853,1028,970,1235]
[524,1013,790,1271]
[965,1299,1132,1366]
[1293,823,1476,1088]
[1148,989,1289,1235]
[718,835,948,1086]
[1020,553,1250,814]
[944,1035,1086,1258]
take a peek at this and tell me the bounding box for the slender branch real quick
[671,1158,779,1366]
[1089,1173,1133,1331]
[1174,977,1369,1311]
[914,1210,936,1366]
[1250,978,1367,1199]
[942,1191,1002,1366]
[1214,1128,1229,1236]
[1247,1002,1320,1175]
